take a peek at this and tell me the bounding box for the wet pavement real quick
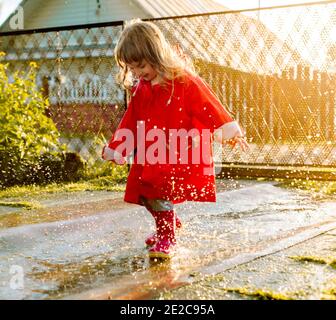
[158,228,336,300]
[0,179,336,299]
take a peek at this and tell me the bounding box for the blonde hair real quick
[115,20,195,89]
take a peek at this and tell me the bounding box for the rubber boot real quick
[148,210,176,259]
[145,213,181,247]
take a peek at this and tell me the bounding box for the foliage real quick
[0,54,72,187]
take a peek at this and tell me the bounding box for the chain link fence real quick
[1,23,125,171]
[1,1,336,177]
[154,1,336,167]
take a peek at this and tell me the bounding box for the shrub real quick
[0,54,84,187]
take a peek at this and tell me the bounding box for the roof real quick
[0,0,229,32]
[0,0,310,75]
[154,12,304,74]
[134,0,228,18]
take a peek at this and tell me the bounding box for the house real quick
[0,0,236,136]
[0,0,307,139]
[3,0,333,167]
[0,0,304,90]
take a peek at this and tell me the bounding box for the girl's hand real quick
[226,136,249,152]
[102,145,126,164]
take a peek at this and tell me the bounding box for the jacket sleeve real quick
[102,96,137,164]
[186,75,243,141]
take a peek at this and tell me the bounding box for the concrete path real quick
[0,180,335,299]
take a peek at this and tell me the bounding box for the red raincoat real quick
[107,73,234,205]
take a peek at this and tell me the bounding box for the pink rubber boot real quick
[145,214,181,247]
[148,210,176,259]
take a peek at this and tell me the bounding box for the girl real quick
[102,20,249,259]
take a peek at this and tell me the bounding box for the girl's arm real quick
[102,96,138,164]
[213,122,249,152]
[186,75,249,151]
[102,144,125,164]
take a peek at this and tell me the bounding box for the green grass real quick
[323,288,336,299]
[276,179,336,195]
[225,176,336,196]
[0,176,126,200]
[224,287,294,300]
[0,201,43,210]
[290,255,336,269]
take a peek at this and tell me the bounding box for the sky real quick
[0,0,21,25]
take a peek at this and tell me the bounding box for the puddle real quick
[0,192,127,229]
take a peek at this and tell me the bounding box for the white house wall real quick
[2,0,148,31]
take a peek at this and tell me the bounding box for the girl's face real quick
[127,60,158,82]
